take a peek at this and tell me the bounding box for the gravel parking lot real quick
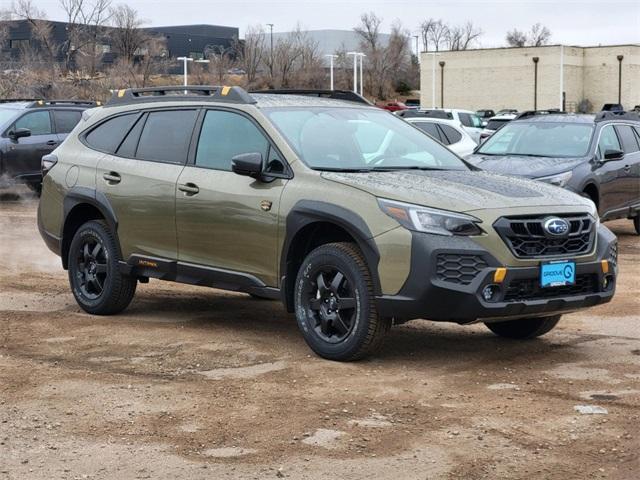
[1,189,638,480]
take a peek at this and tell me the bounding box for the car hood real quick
[321,170,592,213]
[465,154,586,178]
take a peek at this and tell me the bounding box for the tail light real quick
[41,153,58,176]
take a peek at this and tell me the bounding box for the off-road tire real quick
[294,242,391,361]
[68,220,136,315]
[485,314,561,339]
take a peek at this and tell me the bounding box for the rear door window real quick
[615,125,640,153]
[53,110,82,133]
[136,110,198,164]
[439,124,463,144]
[85,113,139,153]
[14,110,52,135]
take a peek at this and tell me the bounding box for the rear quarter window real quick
[439,125,463,144]
[84,113,139,153]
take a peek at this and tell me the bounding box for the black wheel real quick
[68,220,136,315]
[294,242,390,361]
[634,216,639,235]
[485,315,561,339]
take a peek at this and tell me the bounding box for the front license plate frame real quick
[540,260,576,288]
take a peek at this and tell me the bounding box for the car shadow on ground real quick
[117,289,588,367]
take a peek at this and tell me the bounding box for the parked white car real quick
[444,109,484,143]
[406,117,477,157]
[478,113,518,143]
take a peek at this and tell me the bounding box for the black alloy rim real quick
[303,267,357,343]
[75,237,108,300]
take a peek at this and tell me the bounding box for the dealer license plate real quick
[540,261,576,288]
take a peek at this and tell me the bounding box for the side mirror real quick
[231,152,263,178]
[9,128,31,140]
[603,149,624,161]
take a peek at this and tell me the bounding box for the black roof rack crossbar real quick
[106,85,256,106]
[594,110,640,122]
[395,109,453,119]
[249,89,372,105]
[40,99,99,106]
[514,109,566,120]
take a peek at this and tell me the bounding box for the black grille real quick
[436,254,488,285]
[494,214,595,259]
[504,274,599,301]
[608,241,618,267]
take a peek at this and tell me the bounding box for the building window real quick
[10,39,30,49]
[190,51,204,60]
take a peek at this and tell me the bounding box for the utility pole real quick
[266,23,274,81]
[325,54,337,90]
[347,52,358,93]
[532,57,539,110]
[559,45,564,111]
[439,61,445,108]
[413,35,419,61]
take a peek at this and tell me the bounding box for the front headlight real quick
[378,199,484,236]
[537,170,573,187]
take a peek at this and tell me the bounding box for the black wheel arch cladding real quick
[280,200,382,312]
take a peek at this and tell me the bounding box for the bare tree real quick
[446,21,482,50]
[236,25,264,86]
[528,23,552,46]
[505,28,527,47]
[427,20,449,52]
[506,24,551,47]
[10,0,58,77]
[109,4,145,62]
[419,18,438,53]
[208,45,235,84]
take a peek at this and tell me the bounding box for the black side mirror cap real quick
[9,128,31,140]
[231,152,263,178]
[603,149,624,161]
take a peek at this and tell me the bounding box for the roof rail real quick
[514,109,566,120]
[0,98,42,104]
[396,109,452,119]
[594,110,640,122]
[105,85,256,107]
[249,89,372,105]
[38,99,100,107]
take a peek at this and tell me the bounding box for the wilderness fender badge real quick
[260,200,272,212]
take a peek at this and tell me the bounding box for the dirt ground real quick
[0,188,638,480]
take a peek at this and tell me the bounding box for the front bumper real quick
[376,226,617,323]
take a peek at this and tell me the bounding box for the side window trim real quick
[436,124,450,145]
[189,107,292,178]
[115,112,146,158]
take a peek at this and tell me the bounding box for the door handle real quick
[103,172,121,184]
[46,140,58,146]
[178,183,199,195]
[623,165,631,173]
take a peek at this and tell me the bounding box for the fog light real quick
[482,284,500,302]
[603,274,614,290]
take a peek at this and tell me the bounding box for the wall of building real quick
[420,44,639,113]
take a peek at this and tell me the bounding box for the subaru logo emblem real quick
[544,217,569,236]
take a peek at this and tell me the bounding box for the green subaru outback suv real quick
[38,86,618,361]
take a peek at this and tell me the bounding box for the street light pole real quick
[425,52,441,109]
[358,53,366,96]
[439,61,445,108]
[177,56,193,92]
[325,54,337,90]
[267,23,274,81]
[413,35,419,61]
[617,55,624,105]
[347,52,358,93]
[532,56,539,110]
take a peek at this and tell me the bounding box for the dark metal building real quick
[0,19,239,65]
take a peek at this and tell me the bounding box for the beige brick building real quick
[420,44,640,113]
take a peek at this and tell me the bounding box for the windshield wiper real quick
[370,166,448,171]
[315,167,373,173]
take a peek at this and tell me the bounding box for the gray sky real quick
[30,0,640,47]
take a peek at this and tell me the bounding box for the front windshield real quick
[263,107,468,171]
[478,121,593,157]
[0,108,19,128]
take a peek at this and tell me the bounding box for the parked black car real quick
[476,109,496,119]
[466,111,640,233]
[0,99,96,193]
